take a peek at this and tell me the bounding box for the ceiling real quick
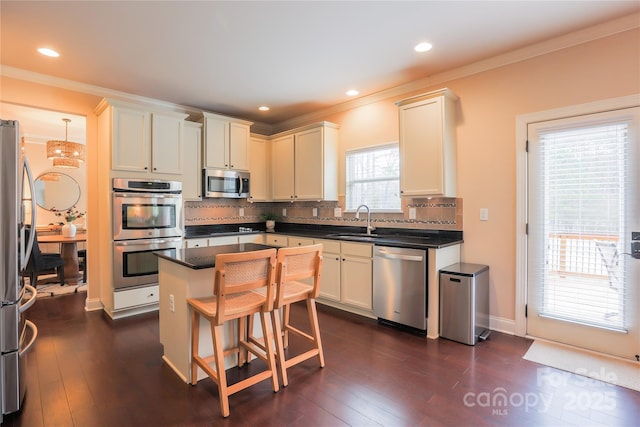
[1,1,639,128]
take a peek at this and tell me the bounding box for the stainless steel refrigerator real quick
[0,119,38,421]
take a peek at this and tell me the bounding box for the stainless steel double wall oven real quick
[112,178,182,291]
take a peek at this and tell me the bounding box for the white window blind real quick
[346,143,400,211]
[537,121,630,331]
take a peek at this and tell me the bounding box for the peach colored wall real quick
[1,76,103,306]
[321,29,640,322]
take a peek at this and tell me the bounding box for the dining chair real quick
[78,248,87,283]
[251,244,324,387]
[24,227,65,286]
[186,248,279,418]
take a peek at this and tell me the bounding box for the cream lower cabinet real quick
[184,234,263,248]
[314,239,373,317]
[265,234,289,247]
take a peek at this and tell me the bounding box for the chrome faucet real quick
[355,204,375,235]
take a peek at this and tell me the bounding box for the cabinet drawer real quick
[341,242,372,258]
[315,239,340,254]
[114,285,159,310]
[265,234,288,247]
[288,236,315,247]
[185,238,208,248]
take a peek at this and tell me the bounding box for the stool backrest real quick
[275,244,323,307]
[212,248,277,325]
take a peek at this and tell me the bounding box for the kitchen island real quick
[156,243,274,383]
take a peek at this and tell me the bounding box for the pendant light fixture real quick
[46,118,85,168]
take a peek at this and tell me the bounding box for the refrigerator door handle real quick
[19,320,38,357]
[20,155,36,271]
[19,284,37,313]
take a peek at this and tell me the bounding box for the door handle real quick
[377,250,423,262]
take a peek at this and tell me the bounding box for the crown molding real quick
[2,12,637,135]
[272,12,640,133]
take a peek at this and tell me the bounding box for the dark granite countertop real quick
[156,243,275,269]
[184,223,463,250]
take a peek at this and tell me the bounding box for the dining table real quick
[37,233,87,285]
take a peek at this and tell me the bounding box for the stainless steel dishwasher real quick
[373,246,427,333]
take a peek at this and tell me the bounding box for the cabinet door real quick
[151,113,183,175]
[294,127,323,200]
[182,122,202,200]
[399,97,445,196]
[203,116,228,169]
[229,122,249,170]
[320,250,341,302]
[341,255,372,310]
[265,234,288,247]
[112,106,150,172]
[271,135,295,201]
[248,136,270,201]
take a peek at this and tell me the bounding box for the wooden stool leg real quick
[260,311,280,393]
[307,298,325,367]
[212,324,230,417]
[271,308,288,387]
[282,304,291,348]
[190,309,200,384]
[238,316,247,367]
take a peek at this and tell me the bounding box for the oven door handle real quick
[114,238,181,246]
[113,193,180,199]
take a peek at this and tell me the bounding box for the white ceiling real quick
[1,1,639,128]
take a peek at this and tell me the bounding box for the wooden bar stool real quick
[187,248,279,418]
[251,244,324,387]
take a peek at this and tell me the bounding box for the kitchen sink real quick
[326,233,379,242]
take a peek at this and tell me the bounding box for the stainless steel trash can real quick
[439,263,490,345]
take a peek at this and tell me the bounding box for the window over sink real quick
[346,143,401,212]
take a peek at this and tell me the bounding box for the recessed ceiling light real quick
[346,89,359,96]
[38,47,60,57]
[258,106,270,111]
[414,42,433,53]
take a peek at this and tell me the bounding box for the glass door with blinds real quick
[527,107,639,360]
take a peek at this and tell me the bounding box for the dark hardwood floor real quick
[4,292,639,426]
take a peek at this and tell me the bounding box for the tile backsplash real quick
[185,197,462,231]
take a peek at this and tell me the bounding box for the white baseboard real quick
[84,297,103,312]
[490,315,516,335]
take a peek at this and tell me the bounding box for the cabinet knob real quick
[153,167,157,171]
[230,165,234,168]
[144,167,148,170]
[335,257,339,261]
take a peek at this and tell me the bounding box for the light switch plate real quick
[282,208,287,217]
[409,207,416,220]
[334,207,342,217]
[480,208,489,221]
[312,208,318,217]
[239,208,244,217]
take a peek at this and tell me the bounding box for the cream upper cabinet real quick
[248,135,270,202]
[396,88,458,197]
[182,121,202,201]
[99,99,187,175]
[152,112,185,175]
[271,122,339,202]
[201,112,252,171]
[271,134,295,201]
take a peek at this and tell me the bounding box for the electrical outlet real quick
[239,208,244,217]
[312,208,318,217]
[409,207,416,220]
[480,208,489,221]
[282,208,287,217]
[334,207,342,217]
[169,294,175,312]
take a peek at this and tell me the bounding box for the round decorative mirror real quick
[34,172,81,212]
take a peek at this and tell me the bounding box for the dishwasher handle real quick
[376,250,424,262]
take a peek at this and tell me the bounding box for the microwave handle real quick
[237,175,243,197]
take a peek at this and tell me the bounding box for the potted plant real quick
[55,205,85,237]
[260,212,278,232]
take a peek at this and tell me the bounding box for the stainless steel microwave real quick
[203,169,250,198]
